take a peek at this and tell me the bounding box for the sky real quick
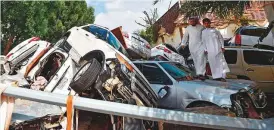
[86,0,178,33]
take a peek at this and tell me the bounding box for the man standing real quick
[181,17,206,80]
[202,18,230,81]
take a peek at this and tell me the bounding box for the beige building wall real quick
[156,21,270,47]
[218,23,239,39]
[156,27,182,48]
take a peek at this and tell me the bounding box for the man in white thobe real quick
[202,18,230,81]
[181,17,207,80]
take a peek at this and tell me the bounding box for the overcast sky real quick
[86,0,178,33]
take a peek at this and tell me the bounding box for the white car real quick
[229,26,274,48]
[54,24,158,106]
[122,32,151,59]
[111,27,151,59]
[151,43,186,66]
[4,37,52,75]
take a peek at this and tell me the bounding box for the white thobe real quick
[202,28,230,79]
[181,25,206,75]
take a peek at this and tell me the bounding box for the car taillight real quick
[156,46,171,53]
[235,34,241,45]
[164,48,171,53]
[145,44,151,49]
[28,37,40,43]
[6,53,13,59]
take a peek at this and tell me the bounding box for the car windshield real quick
[241,28,266,37]
[159,62,192,80]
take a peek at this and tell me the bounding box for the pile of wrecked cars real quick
[1,24,273,130]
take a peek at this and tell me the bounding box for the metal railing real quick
[1,86,274,130]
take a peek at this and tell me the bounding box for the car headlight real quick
[115,53,133,72]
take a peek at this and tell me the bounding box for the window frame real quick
[134,63,173,85]
[243,50,274,66]
[224,50,238,64]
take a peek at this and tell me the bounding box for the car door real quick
[242,50,274,92]
[134,63,177,109]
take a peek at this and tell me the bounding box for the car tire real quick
[70,59,102,93]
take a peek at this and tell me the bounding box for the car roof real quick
[78,24,109,30]
[225,46,273,52]
[239,26,266,30]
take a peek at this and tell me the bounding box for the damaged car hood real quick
[175,79,254,108]
[196,79,255,91]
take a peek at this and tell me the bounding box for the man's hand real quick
[204,51,208,54]
[181,45,185,49]
[221,48,225,53]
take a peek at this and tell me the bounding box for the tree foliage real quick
[135,26,155,45]
[153,1,250,19]
[1,1,95,54]
[180,1,250,19]
[135,8,158,45]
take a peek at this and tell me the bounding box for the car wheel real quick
[70,59,102,93]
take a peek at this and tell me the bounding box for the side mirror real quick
[158,86,169,98]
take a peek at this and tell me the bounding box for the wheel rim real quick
[74,62,91,81]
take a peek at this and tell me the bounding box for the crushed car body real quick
[133,61,272,119]
[3,24,159,129]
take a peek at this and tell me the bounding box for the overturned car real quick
[4,24,159,129]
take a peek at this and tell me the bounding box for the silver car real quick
[133,61,268,118]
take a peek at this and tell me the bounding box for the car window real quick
[107,32,122,49]
[174,63,196,76]
[83,25,108,41]
[240,28,266,37]
[224,50,237,64]
[243,50,274,65]
[83,25,129,57]
[159,62,189,80]
[134,63,172,85]
[234,27,241,34]
[107,32,129,56]
[164,44,178,53]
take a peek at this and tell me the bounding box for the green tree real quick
[153,1,249,19]
[135,8,159,45]
[1,1,95,54]
[135,26,155,45]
